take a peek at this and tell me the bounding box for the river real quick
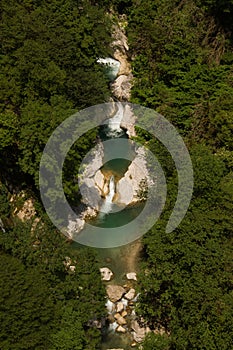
[71,56,144,349]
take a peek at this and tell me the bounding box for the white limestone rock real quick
[116,147,151,205]
[100,267,113,281]
[126,272,137,281]
[111,74,133,101]
[78,143,104,210]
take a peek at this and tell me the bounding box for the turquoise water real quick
[90,201,144,228]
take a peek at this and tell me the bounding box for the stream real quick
[76,102,143,349]
[71,55,145,349]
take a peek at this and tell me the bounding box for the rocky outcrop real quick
[131,320,151,343]
[114,50,131,76]
[106,285,126,303]
[111,23,133,102]
[79,143,104,210]
[112,23,129,54]
[116,147,150,205]
[11,195,36,222]
[94,170,105,194]
[67,216,85,237]
[67,144,106,238]
[111,74,133,101]
[100,267,114,281]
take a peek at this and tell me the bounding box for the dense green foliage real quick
[0,218,106,349]
[1,0,112,189]
[0,1,112,349]
[1,0,233,349]
[123,0,233,348]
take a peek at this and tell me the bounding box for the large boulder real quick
[126,272,137,281]
[124,288,136,301]
[121,310,127,318]
[100,267,113,281]
[114,313,127,326]
[106,285,126,303]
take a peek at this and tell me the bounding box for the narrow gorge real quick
[69,16,156,350]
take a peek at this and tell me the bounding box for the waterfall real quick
[100,175,115,216]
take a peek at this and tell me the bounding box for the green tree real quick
[0,252,55,350]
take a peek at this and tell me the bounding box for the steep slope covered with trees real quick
[123,0,233,348]
[1,0,233,349]
[1,0,112,188]
[0,1,112,349]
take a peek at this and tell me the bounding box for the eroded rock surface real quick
[116,147,149,205]
[79,143,104,210]
[111,74,133,101]
[131,320,151,343]
[106,285,126,303]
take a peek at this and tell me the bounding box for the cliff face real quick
[115,147,149,205]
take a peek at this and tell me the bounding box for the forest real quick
[0,0,233,349]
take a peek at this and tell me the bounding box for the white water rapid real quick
[97,57,120,81]
[105,299,115,313]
